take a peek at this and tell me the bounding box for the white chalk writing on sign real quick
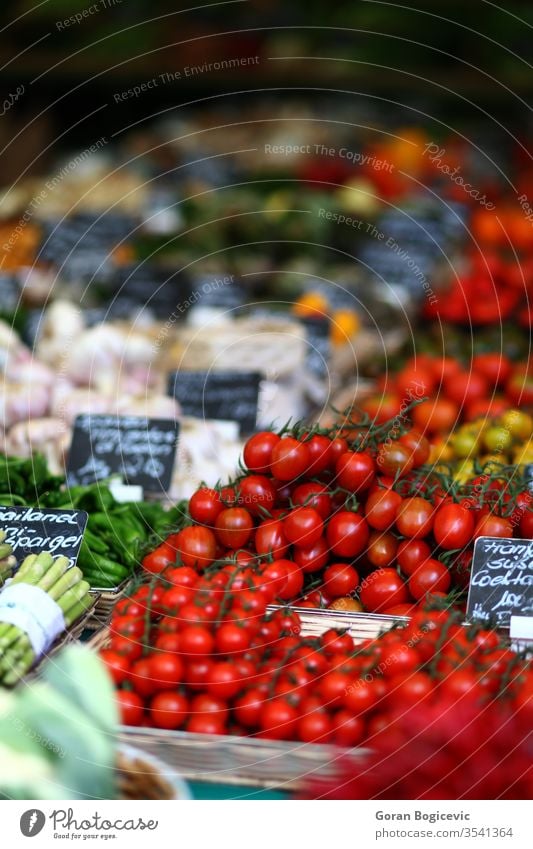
[0,507,88,568]
[467,536,533,625]
[68,415,178,490]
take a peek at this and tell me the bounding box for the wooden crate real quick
[87,578,134,631]
[118,726,365,791]
[268,605,406,642]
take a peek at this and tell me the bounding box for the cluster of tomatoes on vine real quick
[103,575,531,749]
[142,411,533,616]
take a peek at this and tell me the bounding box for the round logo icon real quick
[20,810,46,837]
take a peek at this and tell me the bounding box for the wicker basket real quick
[87,578,133,631]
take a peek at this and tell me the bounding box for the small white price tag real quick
[510,615,533,654]
[109,483,144,503]
[510,615,533,640]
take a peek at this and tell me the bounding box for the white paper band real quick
[0,583,66,657]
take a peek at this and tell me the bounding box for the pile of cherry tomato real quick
[362,353,533,434]
[104,578,530,748]
[141,412,533,617]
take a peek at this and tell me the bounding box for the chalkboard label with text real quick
[67,415,179,492]
[0,506,88,569]
[167,370,261,434]
[466,536,533,627]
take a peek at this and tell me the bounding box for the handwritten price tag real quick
[67,415,179,492]
[466,536,533,628]
[0,506,88,568]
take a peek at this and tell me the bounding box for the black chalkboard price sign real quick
[0,506,88,568]
[466,536,533,627]
[167,370,261,435]
[67,415,179,491]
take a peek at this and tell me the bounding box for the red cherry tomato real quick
[408,559,451,599]
[397,539,432,576]
[359,568,409,612]
[474,514,514,539]
[297,711,332,743]
[116,690,144,726]
[305,434,333,475]
[189,487,223,527]
[179,625,215,657]
[445,370,489,407]
[150,691,189,730]
[433,503,475,549]
[283,507,324,547]
[260,560,289,596]
[398,429,430,467]
[472,352,511,386]
[329,437,349,467]
[376,443,414,478]
[292,482,332,519]
[255,518,289,559]
[175,526,217,570]
[322,563,359,598]
[366,530,398,568]
[236,475,277,517]
[259,698,299,740]
[164,565,199,587]
[335,451,376,492]
[277,560,304,601]
[364,488,402,530]
[330,710,365,746]
[215,508,254,549]
[142,543,175,575]
[99,650,131,686]
[326,511,370,558]
[243,431,280,473]
[293,536,330,573]
[270,437,311,482]
[148,652,185,689]
[395,497,435,539]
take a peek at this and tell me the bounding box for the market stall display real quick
[0,56,532,806]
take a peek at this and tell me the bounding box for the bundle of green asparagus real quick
[0,532,16,587]
[0,552,93,686]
